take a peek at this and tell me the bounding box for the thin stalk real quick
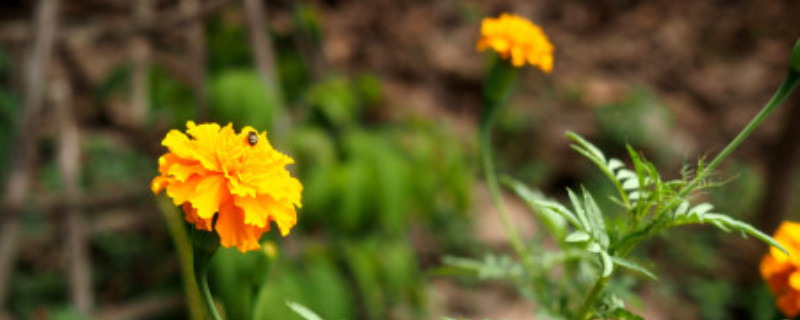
[681,71,799,197]
[479,111,538,280]
[573,276,610,320]
[194,250,222,320]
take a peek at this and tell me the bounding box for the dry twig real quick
[52,67,93,314]
[0,0,61,310]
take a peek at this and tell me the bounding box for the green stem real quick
[479,111,539,280]
[479,56,538,279]
[191,227,222,320]
[194,249,222,320]
[681,71,799,196]
[573,276,610,320]
[156,195,206,320]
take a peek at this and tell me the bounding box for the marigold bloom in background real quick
[152,121,302,252]
[477,13,554,72]
[760,221,800,317]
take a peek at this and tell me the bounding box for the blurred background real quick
[0,0,799,319]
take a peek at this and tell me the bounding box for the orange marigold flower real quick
[760,221,800,317]
[152,121,302,252]
[477,13,554,72]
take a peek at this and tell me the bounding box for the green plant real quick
[444,29,800,319]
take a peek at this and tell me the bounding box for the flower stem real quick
[573,276,610,320]
[681,71,799,197]
[194,258,222,320]
[479,56,538,280]
[191,228,222,320]
[479,120,538,277]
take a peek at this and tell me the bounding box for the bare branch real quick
[129,0,154,126]
[181,0,208,120]
[52,68,93,315]
[0,0,61,310]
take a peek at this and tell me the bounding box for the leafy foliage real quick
[446,131,786,319]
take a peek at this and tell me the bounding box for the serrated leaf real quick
[565,231,591,243]
[617,169,637,182]
[582,188,608,246]
[567,188,590,231]
[504,178,567,240]
[611,257,657,280]
[600,251,614,277]
[608,158,625,171]
[622,178,639,190]
[535,199,580,229]
[672,212,788,256]
[690,203,714,217]
[567,131,607,163]
[704,214,788,256]
[675,200,690,216]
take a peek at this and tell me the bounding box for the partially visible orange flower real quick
[760,221,800,317]
[152,121,302,252]
[477,13,554,72]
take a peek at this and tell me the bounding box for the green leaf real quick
[611,257,657,280]
[567,132,631,206]
[690,203,714,217]
[608,158,625,172]
[534,199,580,231]
[581,187,608,246]
[600,251,614,277]
[671,211,788,256]
[567,188,590,231]
[675,200,690,216]
[622,178,639,190]
[567,131,606,163]
[565,231,591,243]
[286,301,325,320]
[705,214,788,255]
[504,178,568,240]
[616,169,637,183]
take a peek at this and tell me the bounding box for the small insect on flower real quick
[760,221,800,318]
[247,131,258,146]
[477,13,554,72]
[152,121,302,252]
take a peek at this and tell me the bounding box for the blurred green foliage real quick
[209,69,281,131]
[5,3,793,320]
[187,7,475,320]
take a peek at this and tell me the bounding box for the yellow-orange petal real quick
[165,175,203,206]
[183,202,212,231]
[790,272,800,290]
[185,122,224,171]
[167,162,209,182]
[188,174,228,219]
[777,291,800,318]
[161,130,194,159]
[151,176,170,194]
[153,121,302,252]
[233,195,273,228]
[476,13,553,71]
[271,202,297,236]
[215,202,267,252]
[761,254,792,279]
